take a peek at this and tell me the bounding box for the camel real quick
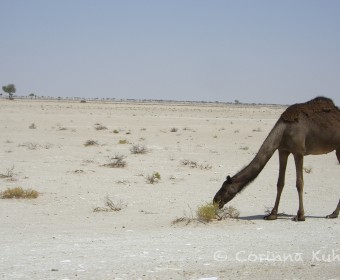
[213,97,340,221]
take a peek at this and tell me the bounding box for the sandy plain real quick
[0,99,339,280]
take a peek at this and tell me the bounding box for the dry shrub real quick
[197,202,239,222]
[84,140,98,147]
[172,206,196,225]
[102,155,127,168]
[0,166,15,179]
[196,203,219,222]
[18,142,52,150]
[146,172,161,184]
[181,159,212,170]
[218,205,240,220]
[173,203,239,225]
[93,196,125,212]
[95,124,107,130]
[130,144,148,154]
[1,187,39,199]
[29,123,36,129]
[118,139,129,144]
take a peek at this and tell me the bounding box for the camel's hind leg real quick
[336,149,340,164]
[326,199,340,219]
[265,150,289,220]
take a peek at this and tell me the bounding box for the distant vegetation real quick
[2,84,16,100]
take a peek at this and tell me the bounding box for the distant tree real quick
[29,93,35,99]
[2,84,16,100]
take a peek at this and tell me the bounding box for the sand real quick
[0,99,339,280]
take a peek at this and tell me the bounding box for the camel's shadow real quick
[239,213,327,221]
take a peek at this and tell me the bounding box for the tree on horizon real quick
[2,84,16,100]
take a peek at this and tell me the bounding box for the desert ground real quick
[0,99,339,280]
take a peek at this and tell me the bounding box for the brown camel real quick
[213,97,340,221]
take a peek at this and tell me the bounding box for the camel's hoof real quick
[292,216,305,222]
[326,213,338,219]
[264,214,277,221]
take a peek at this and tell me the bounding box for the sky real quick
[1,0,340,105]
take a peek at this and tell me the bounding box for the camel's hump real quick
[281,97,338,122]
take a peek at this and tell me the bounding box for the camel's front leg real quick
[265,150,289,220]
[293,153,305,221]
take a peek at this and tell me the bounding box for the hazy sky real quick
[1,1,339,104]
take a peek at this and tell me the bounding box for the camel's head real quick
[213,176,238,209]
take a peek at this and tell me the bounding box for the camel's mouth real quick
[218,202,225,209]
[213,198,224,209]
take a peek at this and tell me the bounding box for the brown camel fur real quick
[213,97,340,221]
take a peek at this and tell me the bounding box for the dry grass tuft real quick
[93,196,126,212]
[197,202,240,222]
[0,166,15,179]
[1,187,39,199]
[196,202,219,222]
[130,144,148,154]
[95,124,108,130]
[102,155,127,168]
[29,123,37,129]
[118,139,129,144]
[181,159,212,170]
[84,140,98,147]
[18,142,53,150]
[146,172,161,184]
[172,203,239,225]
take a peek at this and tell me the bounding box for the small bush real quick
[181,159,212,170]
[113,129,119,134]
[130,144,148,154]
[95,124,107,130]
[102,155,127,168]
[93,196,125,212]
[118,139,129,144]
[196,202,219,222]
[18,142,52,150]
[196,202,240,222]
[146,172,161,184]
[1,187,39,199]
[0,166,15,179]
[29,123,36,129]
[84,140,98,147]
[170,127,178,132]
[218,205,240,220]
[172,205,196,225]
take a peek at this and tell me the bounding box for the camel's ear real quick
[226,175,232,183]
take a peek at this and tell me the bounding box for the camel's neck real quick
[232,121,285,192]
